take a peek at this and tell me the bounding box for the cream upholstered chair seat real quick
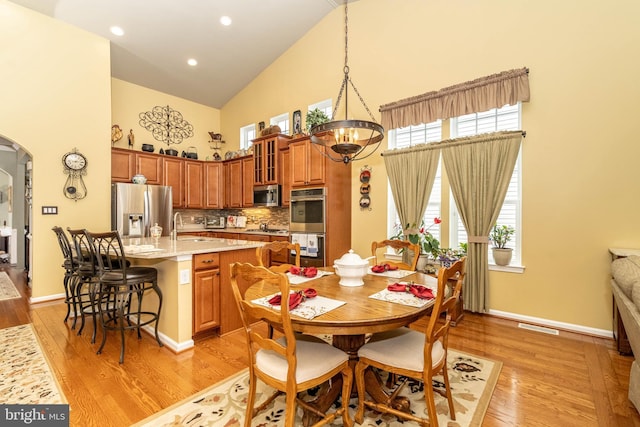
[256,334,349,383]
[357,328,445,373]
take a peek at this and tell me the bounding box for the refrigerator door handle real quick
[143,187,150,237]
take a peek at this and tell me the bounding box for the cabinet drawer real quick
[193,253,220,270]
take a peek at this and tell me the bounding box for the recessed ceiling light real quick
[110,26,124,36]
[220,16,232,26]
[187,58,198,66]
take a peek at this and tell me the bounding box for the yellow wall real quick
[0,0,112,299]
[111,79,221,159]
[221,0,640,332]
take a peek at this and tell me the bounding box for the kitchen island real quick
[121,235,265,352]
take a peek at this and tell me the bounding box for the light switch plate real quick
[179,269,190,285]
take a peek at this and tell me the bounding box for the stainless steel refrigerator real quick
[111,183,173,238]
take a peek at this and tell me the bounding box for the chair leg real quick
[284,388,297,427]
[244,372,257,427]
[424,375,439,427]
[152,280,163,347]
[441,363,456,420]
[63,273,72,322]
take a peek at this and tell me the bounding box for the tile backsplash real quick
[176,207,289,228]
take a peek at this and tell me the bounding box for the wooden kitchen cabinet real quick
[279,147,291,206]
[204,162,224,209]
[111,148,135,182]
[252,133,291,185]
[192,252,221,337]
[135,152,163,185]
[163,157,185,208]
[242,156,254,207]
[185,160,204,208]
[226,159,243,208]
[290,136,326,187]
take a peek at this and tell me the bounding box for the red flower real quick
[433,217,442,224]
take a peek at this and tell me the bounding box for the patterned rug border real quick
[132,349,502,427]
[0,323,68,404]
[0,271,20,301]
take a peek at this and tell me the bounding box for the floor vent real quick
[517,322,559,335]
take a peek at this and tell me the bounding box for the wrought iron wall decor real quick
[138,105,194,146]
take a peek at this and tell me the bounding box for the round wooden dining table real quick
[244,268,439,424]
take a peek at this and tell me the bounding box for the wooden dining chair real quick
[229,262,353,427]
[256,241,301,273]
[371,239,421,271]
[354,258,466,427]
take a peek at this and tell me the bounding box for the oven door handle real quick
[291,197,323,202]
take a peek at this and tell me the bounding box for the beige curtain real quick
[379,68,529,131]
[441,131,523,313]
[383,144,441,240]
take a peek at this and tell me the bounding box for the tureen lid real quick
[335,249,369,266]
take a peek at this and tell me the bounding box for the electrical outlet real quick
[179,269,190,285]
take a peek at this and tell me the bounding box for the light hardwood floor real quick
[2,267,640,426]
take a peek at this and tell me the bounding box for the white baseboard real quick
[141,324,194,353]
[29,292,65,304]
[488,309,613,339]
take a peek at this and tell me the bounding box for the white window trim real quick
[270,112,289,134]
[240,123,256,150]
[308,99,333,119]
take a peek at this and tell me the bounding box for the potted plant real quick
[489,224,515,266]
[305,108,330,134]
[391,217,441,271]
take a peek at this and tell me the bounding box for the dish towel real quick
[306,234,318,258]
[290,233,308,256]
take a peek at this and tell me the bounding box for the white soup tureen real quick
[333,249,369,287]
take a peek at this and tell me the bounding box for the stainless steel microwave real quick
[253,184,280,207]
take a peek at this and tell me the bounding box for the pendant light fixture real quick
[309,0,384,164]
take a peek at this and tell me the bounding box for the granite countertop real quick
[121,235,265,259]
[177,224,289,237]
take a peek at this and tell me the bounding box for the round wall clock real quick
[62,148,88,201]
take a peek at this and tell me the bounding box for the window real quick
[270,113,289,135]
[387,121,442,241]
[308,99,333,119]
[240,124,256,150]
[449,103,522,265]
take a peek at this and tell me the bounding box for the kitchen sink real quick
[177,236,215,242]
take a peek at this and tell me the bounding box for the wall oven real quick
[290,187,326,266]
[290,187,325,233]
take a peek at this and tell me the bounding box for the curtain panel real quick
[383,144,440,238]
[379,67,529,131]
[441,131,523,313]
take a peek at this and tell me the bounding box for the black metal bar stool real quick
[52,226,76,323]
[86,230,163,364]
[66,228,103,342]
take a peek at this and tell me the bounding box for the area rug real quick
[132,349,501,427]
[0,271,20,301]
[0,324,67,404]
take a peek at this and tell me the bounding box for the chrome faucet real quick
[171,212,183,240]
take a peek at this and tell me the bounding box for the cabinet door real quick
[242,156,253,207]
[280,148,291,206]
[253,141,264,185]
[185,161,204,208]
[228,160,243,208]
[204,162,223,209]
[163,157,184,208]
[307,142,326,185]
[193,268,220,334]
[135,153,163,185]
[264,137,278,184]
[290,140,308,187]
[223,162,231,208]
[111,149,134,182]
